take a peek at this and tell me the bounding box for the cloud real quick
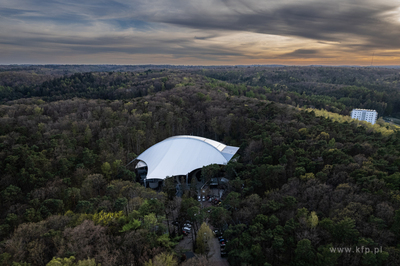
[153,0,400,50]
[0,0,400,64]
[0,22,244,64]
[281,49,323,59]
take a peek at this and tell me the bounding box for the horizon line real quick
[1,64,400,68]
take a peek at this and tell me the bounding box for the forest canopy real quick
[1,65,400,266]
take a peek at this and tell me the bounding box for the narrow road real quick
[175,189,229,265]
[207,234,229,266]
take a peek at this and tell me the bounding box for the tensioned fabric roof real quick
[135,135,239,180]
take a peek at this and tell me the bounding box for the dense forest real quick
[196,67,400,118]
[2,66,400,117]
[1,65,400,265]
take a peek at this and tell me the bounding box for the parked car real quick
[213,229,223,237]
[220,238,228,245]
[182,229,189,236]
[198,195,201,201]
[221,250,227,257]
[212,199,221,205]
[183,226,191,232]
[202,195,206,201]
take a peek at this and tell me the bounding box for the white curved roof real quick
[136,135,239,180]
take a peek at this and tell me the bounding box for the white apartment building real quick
[351,109,378,125]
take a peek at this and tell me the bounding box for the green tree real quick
[120,219,141,232]
[143,213,158,232]
[295,167,306,177]
[223,192,240,210]
[391,210,400,237]
[1,185,23,204]
[46,257,100,266]
[316,244,341,266]
[83,125,92,144]
[76,258,100,266]
[112,160,122,176]
[195,223,213,255]
[209,207,231,230]
[139,198,164,217]
[46,256,76,266]
[294,239,315,266]
[144,252,177,266]
[201,164,219,183]
[101,162,112,180]
[163,177,176,200]
[82,148,97,167]
[308,211,318,228]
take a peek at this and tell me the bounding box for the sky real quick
[1,0,400,65]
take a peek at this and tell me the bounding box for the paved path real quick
[175,232,194,253]
[207,234,229,266]
[175,187,229,265]
[174,224,229,266]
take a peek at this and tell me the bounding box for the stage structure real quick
[133,135,239,189]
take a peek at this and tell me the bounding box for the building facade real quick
[351,109,378,124]
[132,135,239,189]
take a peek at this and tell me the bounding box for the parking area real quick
[207,227,229,266]
[198,188,224,208]
[174,232,229,266]
[174,186,229,265]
